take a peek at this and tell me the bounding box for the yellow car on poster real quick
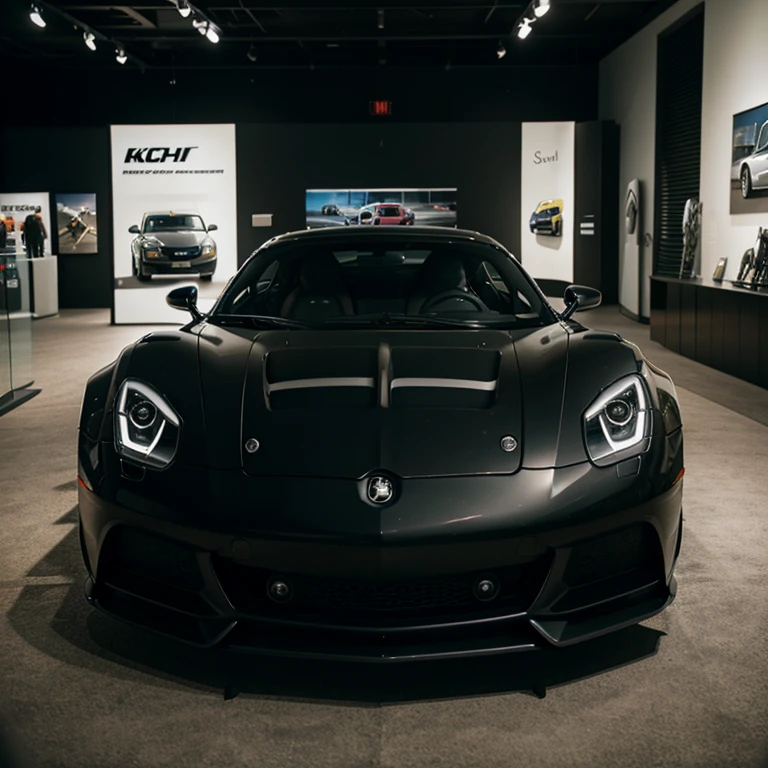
[529,199,564,237]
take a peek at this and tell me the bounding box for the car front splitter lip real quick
[84,574,674,662]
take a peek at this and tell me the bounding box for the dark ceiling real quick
[4,0,678,71]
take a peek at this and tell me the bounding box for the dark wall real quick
[0,126,113,308]
[2,63,598,127]
[0,60,598,310]
[236,123,522,264]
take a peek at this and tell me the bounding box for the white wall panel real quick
[520,122,575,285]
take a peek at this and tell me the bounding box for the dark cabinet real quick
[650,276,767,390]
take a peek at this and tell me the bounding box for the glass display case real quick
[0,253,37,415]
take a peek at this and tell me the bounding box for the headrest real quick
[420,252,468,292]
[298,254,344,292]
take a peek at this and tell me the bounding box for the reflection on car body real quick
[78,226,684,662]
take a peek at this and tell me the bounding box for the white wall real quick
[599,0,701,317]
[600,0,768,316]
[698,0,768,281]
[520,122,575,284]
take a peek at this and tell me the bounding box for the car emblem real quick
[367,476,394,504]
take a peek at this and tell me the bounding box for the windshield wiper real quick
[210,314,312,330]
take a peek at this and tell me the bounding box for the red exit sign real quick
[369,100,392,116]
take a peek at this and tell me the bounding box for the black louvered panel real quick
[654,8,704,277]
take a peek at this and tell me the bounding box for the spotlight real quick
[116,47,127,64]
[83,31,96,51]
[246,43,257,62]
[377,8,384,30]
[517,18,533,39]
[193,18,220,43]
[496,41,506,59]
[534,0,550,18]
[29,3,45,28]
[176,0,192,18]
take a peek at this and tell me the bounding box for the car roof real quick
[265,226,504,249]
[142,210,201,217]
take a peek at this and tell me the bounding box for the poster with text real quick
[111,124,237,324]
[0,193,52,257]
[56,193,97,254]
[306,189,457,229]
[520,122,575,286]
[731,102,768,214]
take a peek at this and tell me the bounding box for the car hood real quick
[139,231,209,247]
[239,330,524,479]
[192,323,607,478]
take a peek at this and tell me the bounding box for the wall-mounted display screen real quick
[305,188,457,229]
[55,193,97,254]
[731,101,768,214]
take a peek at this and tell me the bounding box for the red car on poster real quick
[357,203,414,225]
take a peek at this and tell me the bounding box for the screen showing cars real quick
[306,188,457,229]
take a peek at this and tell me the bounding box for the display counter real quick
[650,275,768,389]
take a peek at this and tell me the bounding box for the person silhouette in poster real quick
[21,206,47,258]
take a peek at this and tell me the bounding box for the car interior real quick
[224,246,541,323]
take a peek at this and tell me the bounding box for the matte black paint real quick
[78,228,684,661]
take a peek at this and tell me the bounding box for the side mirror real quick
[207,223,218,232]
[128,225,140,234]
[167,285,203,322]
[561,284,602,320]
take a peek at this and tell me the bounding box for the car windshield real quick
[212,236,555,330]
[144,215,205,232]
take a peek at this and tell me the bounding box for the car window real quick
[144,215,205,232]
[213,238,554,330]
[757,124,768,152]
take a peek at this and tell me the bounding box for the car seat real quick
[406,252,488,314]
[280,254,355,321]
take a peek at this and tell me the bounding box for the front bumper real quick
[78,456,683,662]
[140,254,217,277]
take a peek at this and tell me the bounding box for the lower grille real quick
[97,526,215,616]
[161,246,202,260]
[213,556,552,624]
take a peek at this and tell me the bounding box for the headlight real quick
[114,378,180,469]
[583,374,650,466]
[202,243,216,256]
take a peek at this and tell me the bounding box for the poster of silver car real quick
[731,101,768,214]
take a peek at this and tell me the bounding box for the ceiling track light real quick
[83,31,96,51]
[193,18,220,43]
[246,43,257,62]
[517,18,533,39]
[29,3,46,28]
[176,0,191,18]
[377,8,385,30]
[116,47,127,64]
[533,0,550,18]
[496,40,506,59]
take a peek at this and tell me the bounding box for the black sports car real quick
[78,226,684,662]
[129,211,218,282]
